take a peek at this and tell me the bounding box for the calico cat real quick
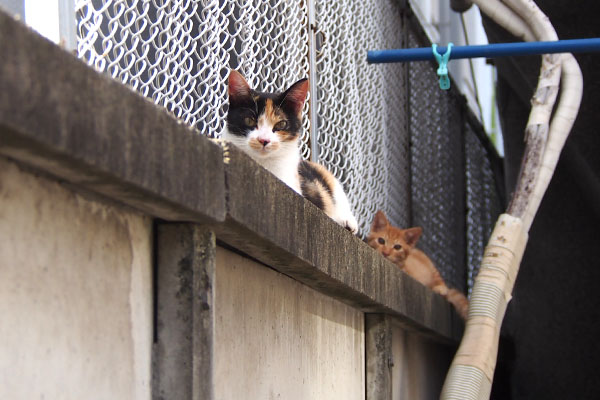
[223,70,358,234]
[367,210,469,319]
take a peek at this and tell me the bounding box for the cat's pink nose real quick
[258,138,270,147]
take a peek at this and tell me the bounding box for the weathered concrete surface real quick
[366,314,455,400]
[0,10,225,224]
[153,224,215,400]
[217,144,464,342]
[391,323,454,399]
[214,247,365,400]
[366,314,393,400]
[0,156,153,399]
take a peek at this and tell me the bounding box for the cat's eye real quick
[393,244,402,250]
[273,120,289,131]
[244,116,257,127]
[377,237,385,245]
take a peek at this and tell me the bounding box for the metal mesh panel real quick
[408,26,466,292]
[465,123,502,294]
[75,0,412,237]
[313,0,411,235]
[75,0,311,156]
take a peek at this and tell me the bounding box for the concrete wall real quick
[0,154,456,400]
[0,157,153,400]
[0,152,453,400]
[215,247,365,400]
[0,155,366,400]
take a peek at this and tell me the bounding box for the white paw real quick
[337,212,358,235]
[346,216,359,235]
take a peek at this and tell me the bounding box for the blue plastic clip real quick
[432,43,453,90]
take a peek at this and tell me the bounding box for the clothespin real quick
[432,43,453,90]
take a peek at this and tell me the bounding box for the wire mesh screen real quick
[75,0,311,156]
[313,0,411,234]
[74,1,503,293]
[465,123,502,294]
[407,26,467,292]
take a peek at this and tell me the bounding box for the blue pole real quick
[367,38,600,64]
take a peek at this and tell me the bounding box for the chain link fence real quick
[75,0,503,293]
[76,0,311,155]
[313,0,411,234]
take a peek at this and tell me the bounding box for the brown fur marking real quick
[304,180,334,215]
[307,161,337,196]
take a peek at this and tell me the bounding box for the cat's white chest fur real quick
[256,150,302,193]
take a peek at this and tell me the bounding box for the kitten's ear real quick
[280,78,309,117]
[228,70,252,104]
[404,227,423,248]
[370,210,389,232]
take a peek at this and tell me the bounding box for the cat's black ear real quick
[404,227,423,248]
[280,78,309,117]
[371,210,389,232]
[228,70,252,104]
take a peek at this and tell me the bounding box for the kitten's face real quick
[367,210,422,266]
[226,70,308,158]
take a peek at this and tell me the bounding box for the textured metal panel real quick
[408,26,466,292]
[464,123,502,295]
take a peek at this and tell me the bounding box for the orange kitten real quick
[367,210,469,319]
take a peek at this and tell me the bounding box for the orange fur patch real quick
[264,99,277,124]
[260,99,296,143]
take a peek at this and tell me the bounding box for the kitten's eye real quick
[393,244,402,250]
[244,117,257,127]
[377,237,385,245]
[273,120,289,131]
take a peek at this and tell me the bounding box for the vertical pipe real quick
[58,0,77,50]
[307,0,320,163]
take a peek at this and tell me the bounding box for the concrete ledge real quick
[218,145,462,341]
[0,10,463,342]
